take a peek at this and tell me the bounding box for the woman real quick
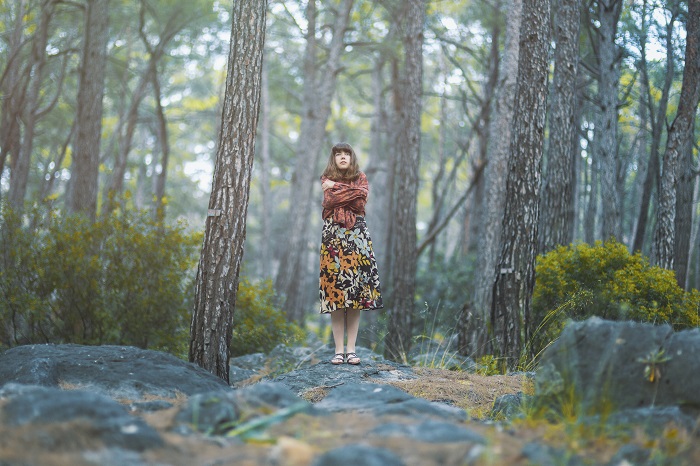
[319,142,383,365]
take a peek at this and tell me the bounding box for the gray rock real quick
[175,382,314,435]
[490,392,526,420]
[229,353,266,370]
[313,382,466,421]
[607,444,651,466]
[0,384,163,451]
[585,406,699,437]
[228,365,257,385]
[270,350,415,396]
[521,442,584,466]
[314,382,413,412]
[534,318,700,414]
[0,344,230,400]
[130,400,173,412]
[312,445,405,466]
[370,420,485,444]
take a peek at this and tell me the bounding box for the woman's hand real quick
[322,179,336,191]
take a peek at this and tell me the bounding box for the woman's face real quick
[334,150,351,170]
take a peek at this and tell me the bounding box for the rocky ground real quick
[0,318,698,465]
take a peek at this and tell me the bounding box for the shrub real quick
[230,278,304,357]
[530,240,700,357]
[0,205,200,355]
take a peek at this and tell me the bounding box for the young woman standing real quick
[319,142,383,365]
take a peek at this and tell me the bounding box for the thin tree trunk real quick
[653,0,700,271]
[151,70,169,221]
[7,0,55,212]
[189,0,267,383]
[473,0,523,351]
[384,0,425,362]
[539,0,580,253]
[490,0,550,366]
[633,0,677,253]
[274,0,354,324]
[596,0,623,241]
[66,0,110,220]
[259,57,272,278]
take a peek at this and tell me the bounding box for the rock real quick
[312,445,405,466]
[267,344,315,374]
[490,392,526,420]
[607,444,651,466]
[370,420,485,444]
[314,382,466,421]
[0,344,230,400]
[130,400,173,413]
[271,349,415,396]
[534,318,700,414]
[0,383,163,451]
[521,442,584,466]
[175,382,315,435]
[228,365,258,385]
[229,352,267,370]
[584,406,699,437]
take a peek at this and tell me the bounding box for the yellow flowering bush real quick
[230,278,304,357]
[531,240,700,356]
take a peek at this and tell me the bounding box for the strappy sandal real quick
[345,352,361,365]
[330,353,345,365]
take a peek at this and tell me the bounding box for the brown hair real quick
[321,142,360,181]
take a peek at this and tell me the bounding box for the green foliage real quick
[230,279,304,357]
[0,205,200,355]
[531,240,700,357]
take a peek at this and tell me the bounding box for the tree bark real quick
[274,0,354,324]
[538,0,580,253]
[653,0,700,271]
[189,0,267,383]
[151,69,169,221]
[596,0,623,241]
[259,57,272,278]
[490,0,550,366]
[633,0,677,253]
[66,0,110,220]
[473,0,523,348]
[674,119,695,289]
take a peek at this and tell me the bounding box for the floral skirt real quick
[319,216,383,314]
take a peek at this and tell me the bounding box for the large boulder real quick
[535,318,700,415]
[0,344,230,400]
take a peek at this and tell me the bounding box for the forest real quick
[1,0,699,378]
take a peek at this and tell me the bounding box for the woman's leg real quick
[330,310,346,355]
[345,308,361,353]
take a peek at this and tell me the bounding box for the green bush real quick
[530,240,700,357]
[230,278,304,357]
[0,205,200,355]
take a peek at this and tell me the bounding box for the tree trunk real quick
[384,0,425,362]
[596,0,623,241]
[653,0,700,271]
[259,57,272,278]
[274,0,354,324]
[674,119,695,289]
[7,0,56,212]
[473,0,523,350]
[66,0,110,220]
[538,0,580,253]
[490,0,550,366]
[0,0,28,186]
[151,70,169,221]
[189,0,267,383]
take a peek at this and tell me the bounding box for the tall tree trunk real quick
[151,70,169,221]
[633,0,677,253]
[490,0,550,366]
[7,0,55,212]
[538,0,580,253]
[653,0,700,271]
[596,0,623,241]
[66,0,110,220]
[473,0,523,352]
[259,57,272,278]
[274,0,354,324]
[674,118,695,289]
[189,0,267,383]
[384,0,425,362]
